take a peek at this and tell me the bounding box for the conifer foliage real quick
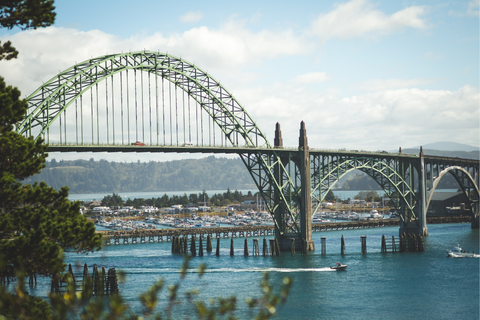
[0,1,102,283]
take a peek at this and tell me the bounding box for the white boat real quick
[330,263,347,271]
[446,245,479,258]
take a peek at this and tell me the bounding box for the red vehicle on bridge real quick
[131,141,145,146]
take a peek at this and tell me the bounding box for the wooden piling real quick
[381,235,386,253]
[321,237,326,255]
[417,234,424,252]
[244,238,249,256]
[199,237,204,256]
[275,237,281,256]
[253,239,260,256]
[216,238,220,256]
[230,238,234,256]
[341,235,346,255]
[269,239,275,256]
[207,234,213,252]
[290,238,295,256]
[361,235,367,254]
[183,235,188,254]
[191,236,197,256]
[263,238,268,256]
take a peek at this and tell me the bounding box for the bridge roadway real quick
[47,144,478,165]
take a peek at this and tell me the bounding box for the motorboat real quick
[330,263,347,270]
[446,245,479,258]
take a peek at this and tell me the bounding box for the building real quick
[427,192,471,217]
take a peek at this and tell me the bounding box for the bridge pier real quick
[274,122,314,252]
[472,202,479,229]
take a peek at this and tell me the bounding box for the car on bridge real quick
[131,141,145,146]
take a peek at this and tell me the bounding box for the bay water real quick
[69,189,459,202]
[26,222,479,319]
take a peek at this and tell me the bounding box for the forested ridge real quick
[23,156,256,193]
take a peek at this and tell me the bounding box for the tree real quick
[101,193,124,207]
[324,189,335,202]
[0,0,56,61]
[0,1,101,283]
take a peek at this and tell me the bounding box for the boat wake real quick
[447,253,480,258]
[124,267,336,274]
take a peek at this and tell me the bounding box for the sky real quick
[0,0,479,162]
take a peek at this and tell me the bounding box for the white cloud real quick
[179,11,204,23]
[423,51,444,61]
[311,0,428,40]
[293,72,329,84]
[0,24,308,96]
[359,78,437,91]
[467,0,480,16]
[238,82,479,150]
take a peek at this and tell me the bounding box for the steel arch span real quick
[17,51,270,148]
[426,166,479,217]
[310,154,420,225]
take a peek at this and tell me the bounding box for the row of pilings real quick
[170,233,425,256]
[171,235,284,256]
[50,263,118,295]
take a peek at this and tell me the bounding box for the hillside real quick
[23,156,256,194]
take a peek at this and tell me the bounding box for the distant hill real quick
[401,149,479,160]
[411,141,479,152]
[23,156,256,194]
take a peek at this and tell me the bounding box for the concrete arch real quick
[426,166,479,212]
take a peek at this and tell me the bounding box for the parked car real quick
[131,141,145,146]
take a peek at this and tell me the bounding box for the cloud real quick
[238,83,479,150]
[0,24,308,96]
[359,78,437,91]
[293,72,329,84]
[179,11,204,23]
[423,51,444,61]
[449,1,479,17]
[311,0,428,40]
[467,0,479,16]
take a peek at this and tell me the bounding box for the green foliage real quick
[354,190,381,202]
[101,193,124,207]
[0,258,292,319]
[0,276,52,319]
[0,1,56,61]
[0,0,56,30]
[324,189,335,202]
[0,75,101,282]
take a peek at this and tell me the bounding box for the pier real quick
[100,219,402,245]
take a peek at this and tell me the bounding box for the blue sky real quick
[1,0,478,162]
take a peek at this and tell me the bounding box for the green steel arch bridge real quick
[16,51,479,252]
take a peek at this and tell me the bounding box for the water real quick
[24,223,478,319]
[69,188,459,202]
[68,189,258,202]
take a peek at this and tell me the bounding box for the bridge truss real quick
[15,51,479,250]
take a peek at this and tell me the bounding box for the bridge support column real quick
[273,122,314,252]
[472,202,479,229]
[298,122,315,251]
[418,150,428,236]
[400,147,428,236]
